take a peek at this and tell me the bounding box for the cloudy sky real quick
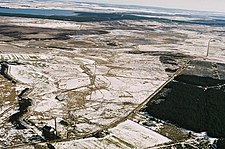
[76,0,225,12]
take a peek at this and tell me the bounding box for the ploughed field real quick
[145,60,225,140]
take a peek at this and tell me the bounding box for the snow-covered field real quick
[0,46,170,147]
[52,120,171,149]
[17,120,171,149]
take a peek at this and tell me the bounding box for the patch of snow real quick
[110,120,171,148]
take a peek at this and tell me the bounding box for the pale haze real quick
[76,0,225,12]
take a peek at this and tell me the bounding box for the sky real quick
[76,0,225,13]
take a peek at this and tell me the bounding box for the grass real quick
[0,76,17,105]
[158,124,189,141]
